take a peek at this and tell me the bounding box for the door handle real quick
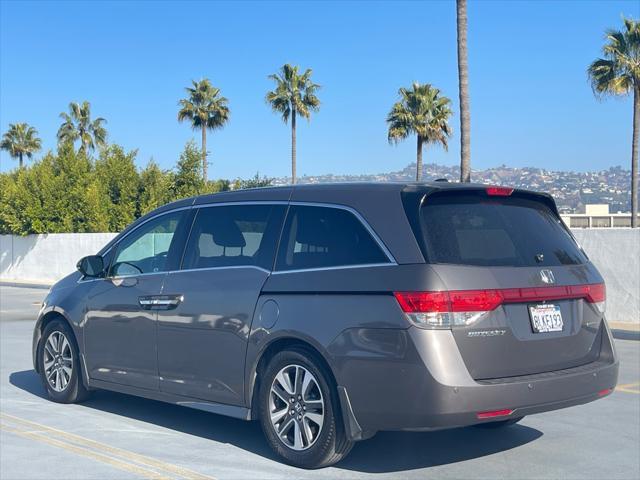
[138,294,183,310]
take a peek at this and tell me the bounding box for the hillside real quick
[273,164,632,213]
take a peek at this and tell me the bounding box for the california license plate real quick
[528,304,563,333]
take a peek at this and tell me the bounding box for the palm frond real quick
[177,78,231,132]
[266,63,321,124]
[386,82,453,149]
[588,17,639,98]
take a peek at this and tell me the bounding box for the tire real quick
[474,416,524,429]
[258,348,353,468]
[38,319,90,403]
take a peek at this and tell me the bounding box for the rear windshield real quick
[415,193,587,267]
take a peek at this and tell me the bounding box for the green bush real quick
[0,140,257,235]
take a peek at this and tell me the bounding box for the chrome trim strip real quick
[77,270,167,284]
[271,262,395,275]
[174,265,271,275]
[193,201,289,208]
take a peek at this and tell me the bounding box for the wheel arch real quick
[33,310,79,374]
[248,336,338,420]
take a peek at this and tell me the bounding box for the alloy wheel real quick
[43,331,73,392]
[269,364,325,451]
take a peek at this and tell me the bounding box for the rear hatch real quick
[401,186,606,380]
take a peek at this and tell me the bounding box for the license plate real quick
[528,304,563,333]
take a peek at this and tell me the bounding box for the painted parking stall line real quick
[0,413,216,480]
[615,382,640,394]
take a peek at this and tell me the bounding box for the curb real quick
[0,280,53,290]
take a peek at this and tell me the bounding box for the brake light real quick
[476,409,513,419]
[486,186,514,196]
[598,388,613,397]
[394,283,606,328]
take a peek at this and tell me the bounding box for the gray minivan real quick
[33,182,619,468]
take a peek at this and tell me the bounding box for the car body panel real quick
[158,267,269,405]
[84,274,165,390]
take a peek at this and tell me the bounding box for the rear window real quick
[415,193,587,267]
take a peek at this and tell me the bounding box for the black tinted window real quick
[182,204,285,271]
[276,205,389,271]
[418,194,587,267]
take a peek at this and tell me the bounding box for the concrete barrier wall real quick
[0,233,117,284]
[571,229,639,324]
[1,230,638,323]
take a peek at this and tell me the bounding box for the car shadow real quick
[10,369,543,473]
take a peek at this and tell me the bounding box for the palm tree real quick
[57,101,107,154]
[266,64,320,184]
[387,82,453,181]
[589,18,640,228]
[1,123,42,168]
[178,79,230,180]
[457,0,471,182]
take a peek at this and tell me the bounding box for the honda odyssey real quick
[33,182,619,468]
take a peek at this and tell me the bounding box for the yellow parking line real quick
[0,413,216,480]
[0,423,171,480]
[615,382,640,394]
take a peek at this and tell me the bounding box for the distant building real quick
[561,204,634,228]
[585,204,610,215]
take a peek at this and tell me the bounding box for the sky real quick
[1,0,639,180]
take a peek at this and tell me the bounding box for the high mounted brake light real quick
[485,186,514,196]
[394,283,605,328]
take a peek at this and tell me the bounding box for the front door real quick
[157,203,285,405]
[84,210,189,390]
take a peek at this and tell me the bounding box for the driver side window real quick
[110,211,185,277]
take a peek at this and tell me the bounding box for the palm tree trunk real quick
[201,125,208,181]
[416,136,423,182]
[632,86,639,228]
[457,0,471,183]
[202,125,208,183]
[291,109,297,185]
[19,153,23,169]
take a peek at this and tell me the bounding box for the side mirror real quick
[77,255,105,278]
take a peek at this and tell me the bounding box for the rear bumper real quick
[331,321,618,438]
[395,357,618,432]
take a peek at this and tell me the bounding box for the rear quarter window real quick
[275,205,390,271]
[413,193,587,267]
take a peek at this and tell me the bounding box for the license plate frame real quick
[528,303,564,333]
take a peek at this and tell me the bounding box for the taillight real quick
[393,291,493,328]
[394,283,606,329]
[486,186,514,196]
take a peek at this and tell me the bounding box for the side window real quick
[275,205,389,271]
[110,211,186,277]
[182,204,285,271]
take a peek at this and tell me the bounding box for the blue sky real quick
[1,0,638,179]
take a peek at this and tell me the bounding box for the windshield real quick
[416,193,587,267]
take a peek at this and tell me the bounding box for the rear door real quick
[408,188,605,379]
[156,203,286,405]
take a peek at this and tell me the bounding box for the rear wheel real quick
[38,319,90,403]
[474,416,524,429]
[258,348,353,468]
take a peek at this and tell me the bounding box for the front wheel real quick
[258,348,353,468]
[38,319,90,403]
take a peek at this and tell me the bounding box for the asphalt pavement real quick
[1,285,639,479]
